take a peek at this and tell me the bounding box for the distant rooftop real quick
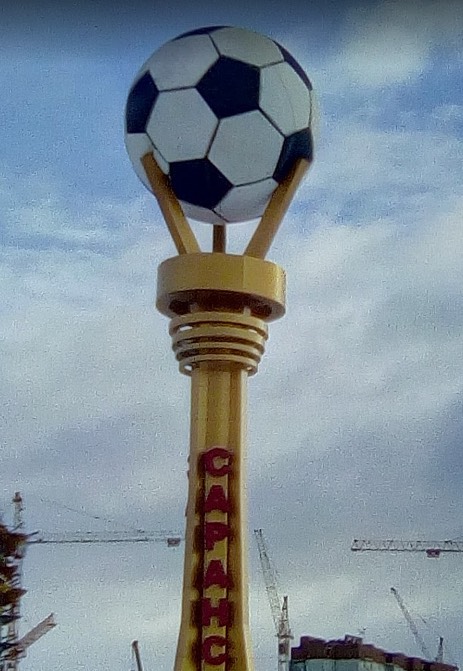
[291,635,458,671]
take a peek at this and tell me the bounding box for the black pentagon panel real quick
[273,129,313,183]
[169,159,232,209]
[174,26,229,40]
[126,72,159,134]
[277,44,313,91]
[197,57,260,118]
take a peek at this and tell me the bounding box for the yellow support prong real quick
[141,152,201,255]
[213,225,226,253]
[244,158,311,260]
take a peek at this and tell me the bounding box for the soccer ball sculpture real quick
[125,26,315,224]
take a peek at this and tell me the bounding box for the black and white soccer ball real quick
[125,26,315,224]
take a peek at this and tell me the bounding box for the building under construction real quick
[290,635,458,671]
[0,494,55,671]
[0,494,28,670]
[1,494,460,671]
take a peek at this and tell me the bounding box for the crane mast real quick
[254,529,292,671]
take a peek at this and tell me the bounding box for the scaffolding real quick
[0,494,27,671]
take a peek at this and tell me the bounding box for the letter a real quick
[204,484,230,513]
[204,559,231,589]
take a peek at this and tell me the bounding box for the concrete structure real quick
[290,635,458,671]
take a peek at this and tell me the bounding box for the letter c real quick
[202,635,227,665]
[203,447,232,477]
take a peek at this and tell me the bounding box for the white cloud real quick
[329,0,463,88]
[341,26,428,88]
[4,133,463,669]
[2,7,463,670]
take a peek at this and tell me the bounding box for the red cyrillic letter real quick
[203,447,232,477]
[204,522,229,550]
[204,559,231,589]
[204,484,230,513]
[201,597,230,627]
[202,635,227,665]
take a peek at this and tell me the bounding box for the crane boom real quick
[351,539,463,557]
[253,529,292,671]
[28,531,182,547]
[1,615,56,662]
[15,614,56,655]
[390,587,432,660]
[254,529,281,630]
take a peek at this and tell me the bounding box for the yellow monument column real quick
[142,153,309,671]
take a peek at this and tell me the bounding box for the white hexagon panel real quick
[215,178,278,222]
[209,111,284,185]
[146,89,218,164]
[210,26,284,67]
[142,34,219,90]
[125,25,316,224]
[260,61,312,135]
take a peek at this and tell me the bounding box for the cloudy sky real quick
[1,0,463,669]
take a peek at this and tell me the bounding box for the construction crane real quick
[254,529,292,671]
[351,540,454,664]
[390,587,433,660]
[131,640,144,671]
[1,492,182,671]
[352,539,463,559]
[390,587,445,663]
